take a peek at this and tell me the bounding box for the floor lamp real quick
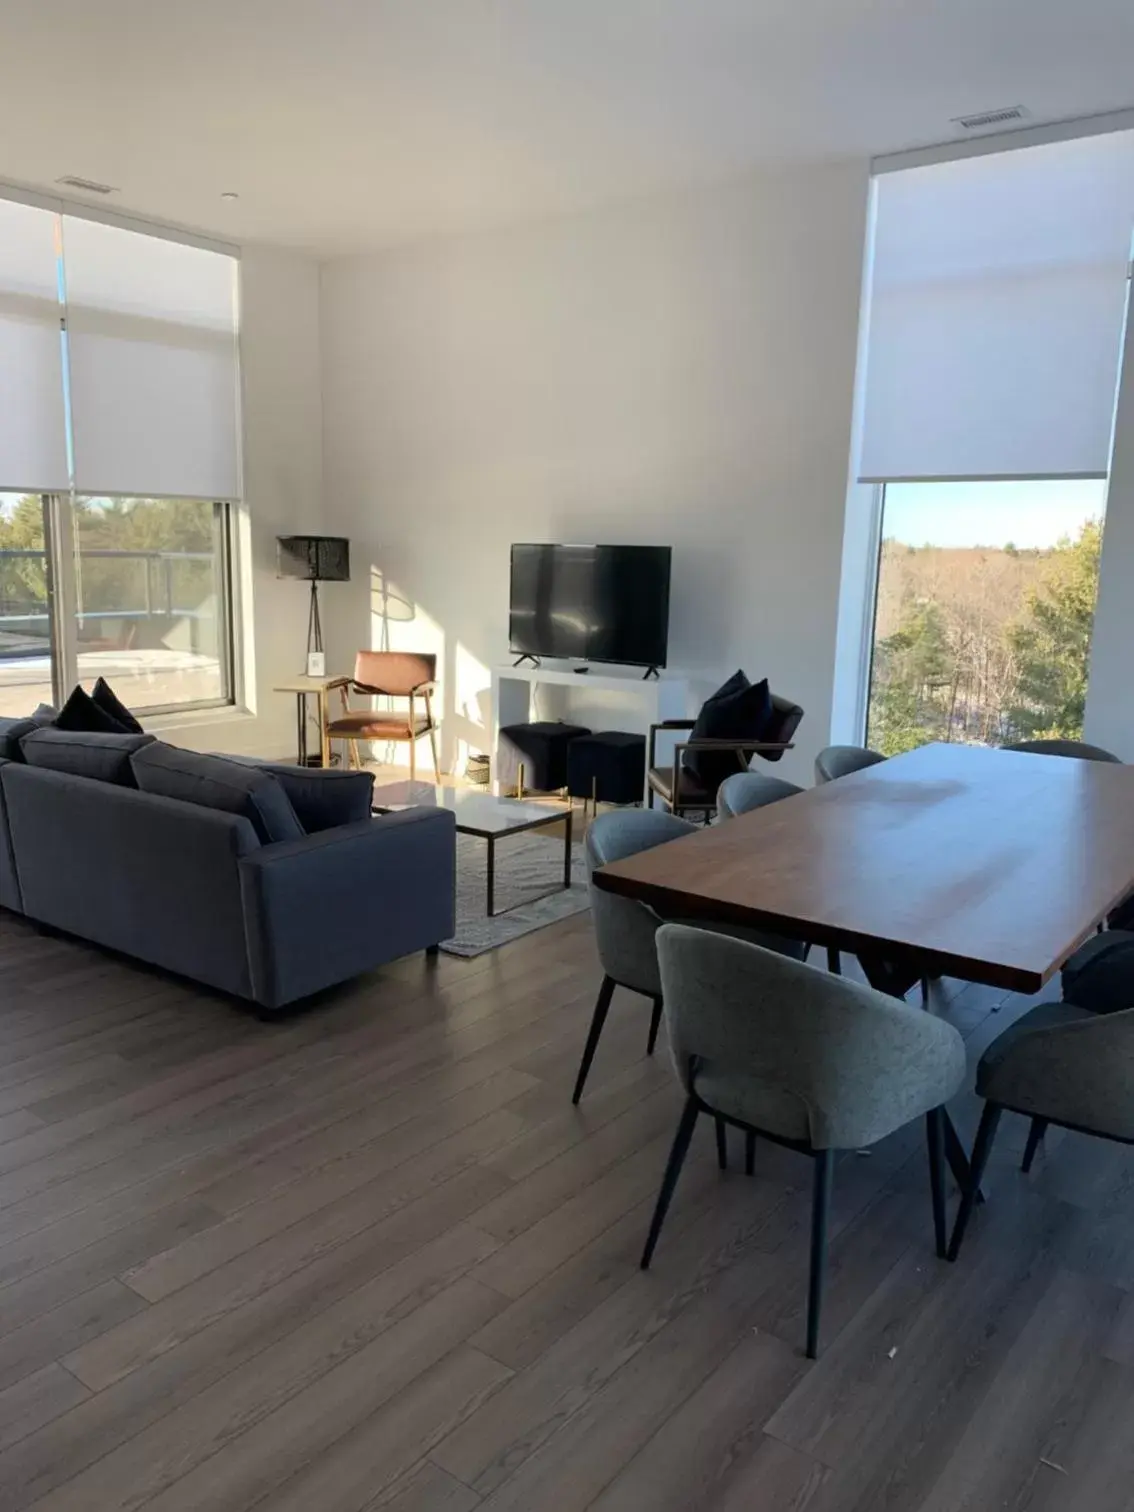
[277,535,351,677]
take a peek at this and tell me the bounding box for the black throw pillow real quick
[91,677,143,734]
[683,672,774,794]
[54,684,130,735]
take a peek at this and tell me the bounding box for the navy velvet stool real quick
[567,730,647,809]
[499,721,591,794]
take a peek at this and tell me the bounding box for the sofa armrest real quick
[238,807,456,1009]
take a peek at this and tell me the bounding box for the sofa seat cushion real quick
[0,705,57,761]
[20,727,155,785]
[223,757,374,832]
[131,742,304,844]
[326,711,433,739]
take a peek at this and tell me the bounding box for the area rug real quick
[441,830,589,957]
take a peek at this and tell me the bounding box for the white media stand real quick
[490,661,692,797]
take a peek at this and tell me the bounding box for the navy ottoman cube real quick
[567,730,647,807]
[499,721,591,793]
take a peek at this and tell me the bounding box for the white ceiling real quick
[1,0,1131,257]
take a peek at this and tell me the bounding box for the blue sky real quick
[883,479,1108,550]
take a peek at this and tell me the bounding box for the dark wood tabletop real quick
[595,742,1134,993]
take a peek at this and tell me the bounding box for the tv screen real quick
[509,544,672,668]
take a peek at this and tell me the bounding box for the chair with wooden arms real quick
[325,651,440,781]
[647,692,802,819]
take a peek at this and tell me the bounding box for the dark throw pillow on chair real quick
[91,677,143,733]
[683,672,774,795]
[55,684,131,735]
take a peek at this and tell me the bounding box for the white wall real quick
[319,162,869,784]
[155,243,325,758]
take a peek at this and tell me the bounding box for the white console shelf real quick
[490,661,692,795]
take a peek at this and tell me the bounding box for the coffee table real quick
[371,781,574,917]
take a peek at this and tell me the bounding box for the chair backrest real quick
[977,1005,1134,1142]
[761,695,803,764]
[657,923,965,1149]
[717,772,803,820]
[353,651,436,697]
[814,744,886,784]
[1003,738,1121,763]
[585,809,698,996]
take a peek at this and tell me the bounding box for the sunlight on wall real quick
[453,641,491,772]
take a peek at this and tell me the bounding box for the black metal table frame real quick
[480,803,574,917]
[372,798,574,918]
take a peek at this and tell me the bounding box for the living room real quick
[2,2,1134,1508]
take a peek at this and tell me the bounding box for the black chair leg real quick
[926,1107,947,1258]
[826,947,842,975]
[745,1130,757,1176]
[806,1149,835,1359]
[640,1097,700,1269]
[571,975,616,1105]
[947,1102,1003,1262]
[1021,1116,1049,1174]
[715,1116,728,1170]
[646,997,664,1056]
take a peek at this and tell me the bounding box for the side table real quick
[274,676,340,766]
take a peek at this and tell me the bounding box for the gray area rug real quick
[441,830,590,958]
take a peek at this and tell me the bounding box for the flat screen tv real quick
[509,544,672,669]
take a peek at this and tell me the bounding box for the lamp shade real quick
[277,535,351,582]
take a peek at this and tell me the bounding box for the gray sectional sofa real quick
[0,724,456,1012]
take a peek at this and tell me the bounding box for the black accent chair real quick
[647,693,803,819]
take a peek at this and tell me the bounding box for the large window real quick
[0,494,52,717]
[867,480,1107,754]
[0,493,232,717]
[0,193,240,720]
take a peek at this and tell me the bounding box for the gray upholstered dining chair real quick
[1009,929,1134,1172]
[1002,737,1121,763]
[716,771,803,820]
[575,810,804,1125]
[814,745,887,784]
[642,925,966,1357]
[949,1002,1134,1261]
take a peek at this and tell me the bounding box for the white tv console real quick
[489,661,692,797]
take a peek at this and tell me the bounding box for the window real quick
[866,480,1108,754]
[73,498,232,712]
[0,193,240,720]
[0,493,233,716]
[0,494,53,718]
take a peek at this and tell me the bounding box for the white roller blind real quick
[0,199,70,491]
[64,216,240,498]
[859,130,1134,482]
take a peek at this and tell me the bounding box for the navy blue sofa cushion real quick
[0,705,57,761]
[131,742,304,845]
[20,727,155,786]
[55,685,130,734]
[223,756,374,833]
[91,677,144,734]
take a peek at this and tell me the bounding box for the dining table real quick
[593,741,1134,1186]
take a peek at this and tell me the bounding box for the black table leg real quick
[563,803,573,891]
[296,693,307,766]
[486,835,496,918]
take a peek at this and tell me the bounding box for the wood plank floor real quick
[0,904,1132,1511]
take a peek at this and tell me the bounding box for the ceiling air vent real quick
[952,106,1029,132]
[55,175,118,194]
